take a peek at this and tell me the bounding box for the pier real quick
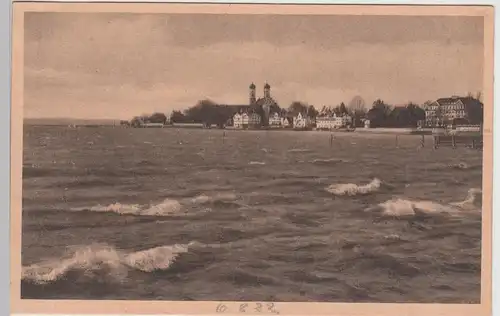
[431,125,483,149]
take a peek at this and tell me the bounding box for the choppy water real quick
[21,126,482,303]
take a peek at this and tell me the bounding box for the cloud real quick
[24,13,484,119]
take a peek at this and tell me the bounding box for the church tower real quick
[264,82,271,99]
[249,83,256,105]
[262,82,272,126]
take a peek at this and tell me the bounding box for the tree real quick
[463,95,484,125]
[386,103,424,128]
[348,96,366,113]
[388,106,410,127]
[405,102,426,127]
[130,116,143,127]
[332,105,341,116]
[366,99,392,127]
[183,99,231,127]
[269,103,281,114]
[348,96,368,127]
[339,102,348,115]
[171,110,186,123]
[149,112,168,124]
[288,101,309,116]
[307,105,319,118]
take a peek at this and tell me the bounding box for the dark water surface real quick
[21,126,483,302]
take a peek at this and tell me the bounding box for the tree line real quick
[365,100,426,128]
[364,94,483,128]
[121,112,170,127]
[124,93,483,128]
[168,96,369,128]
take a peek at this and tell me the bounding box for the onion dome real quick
[249,83,256,89]
[264,83,271,89]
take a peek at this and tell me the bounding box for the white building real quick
[233,112,249,129]
[233,113,242,128]
[316,114,353,130]
[281,117,291,127]
[248,112,262,128]
[316,116,336,130]
[268,112,282,127]
[293,112,314,129]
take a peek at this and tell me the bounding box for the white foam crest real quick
[288,148,311,153]
[88,203,142,215]
[449,162,470,169]
[75,191,238,217]
[123,244,189,272]
[190,192,238,204]
[326,178,382,196]
[368,198,461,217]
[248,161,266,165]
[22,243,190,284]
[81,199,181,217]
[190,195,211,204]
[451,188,483,209]
[22,244,128,284]
[310,158,346,164]
[141,198,182,216]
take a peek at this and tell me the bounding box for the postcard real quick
[10,2,494,316]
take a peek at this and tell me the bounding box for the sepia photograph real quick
[10,3,493,315]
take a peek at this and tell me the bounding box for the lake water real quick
[21,126,482,303]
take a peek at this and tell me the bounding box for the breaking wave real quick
[451,188,483,209]
[248,161,266,165]
[368,199,459,217]
[326,178,382,196]
[189,192,238,204]
[73,192,238,217]
[21,243,192,285]
[366,188,482,217]
[80,198,182,216]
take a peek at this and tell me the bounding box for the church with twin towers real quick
[229,82,280,126]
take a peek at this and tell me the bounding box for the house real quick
[233,112,250,129]
[248,112,262,129]
[268,112,282,127]
[316,116,336,130]
[281,117,291,128]
[316,114,353,130]
[424,96,483,127]
[233,113,243,128]
[293,112,314,129]
[165,113,172,125]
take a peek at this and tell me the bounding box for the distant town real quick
[121,82,484,132]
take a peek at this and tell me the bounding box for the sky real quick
[24,12,484,120]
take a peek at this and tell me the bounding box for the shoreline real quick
[24,124,483,137]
